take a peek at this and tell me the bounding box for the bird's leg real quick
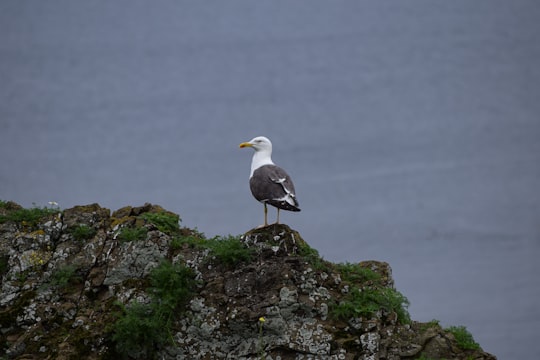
[256,203,269,229]
[276,208,280,224]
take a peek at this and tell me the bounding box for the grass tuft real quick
[149,260,198,311]
[206,235,253,267]
[112,301,164,357]
[170,234,206,250]
[50,265,82,288]
[112,260,197,357]
[331,286,410,324]
[0,204,60,229]
[334,262,382,284]
[117,226,148,242]
[69,224,97,241]
[445,325,480,350]
[297,242,329,271]
[140,212,180,235]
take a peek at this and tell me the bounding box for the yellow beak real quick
[239,142,253,148]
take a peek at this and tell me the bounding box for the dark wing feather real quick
[250,165,300,211]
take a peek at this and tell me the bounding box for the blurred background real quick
[1,1,539,358]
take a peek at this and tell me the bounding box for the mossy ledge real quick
[0,201,496,360]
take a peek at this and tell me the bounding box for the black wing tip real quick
[267,200,301,212]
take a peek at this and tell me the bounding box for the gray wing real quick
[250,165,300,211]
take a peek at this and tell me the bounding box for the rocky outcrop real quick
[0,202,496,359]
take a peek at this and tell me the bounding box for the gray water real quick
[1,1,539,358]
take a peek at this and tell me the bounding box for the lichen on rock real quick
[0,201,497,359]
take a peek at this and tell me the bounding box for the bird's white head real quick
[239,136,274,176]
[239,136,272,153]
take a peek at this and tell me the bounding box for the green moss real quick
[140,212,180,235]
[69,224,97,241]
[445,325,480,350]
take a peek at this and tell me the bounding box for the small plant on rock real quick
[69,224,97,241]
[445,325,480,350]
[117,226,148,242]
[170,234,207,250]
[419,319,441,332]
[114,305,156,356]
[112,301,165,358]
[149,259,198,312]
[331,286,410,324]
[0,254,9,276]
[23,249,52,268]
[335,262,382,284]
[50,265,82,288]
[416,353,437,360]
[206,235,254,267]
[258,317,266,360]
[0,203,60,229]
[297,242,328,271]
[112,259,197,358]
[140,211,180,235]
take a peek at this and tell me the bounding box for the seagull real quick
[239,136,300,227]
